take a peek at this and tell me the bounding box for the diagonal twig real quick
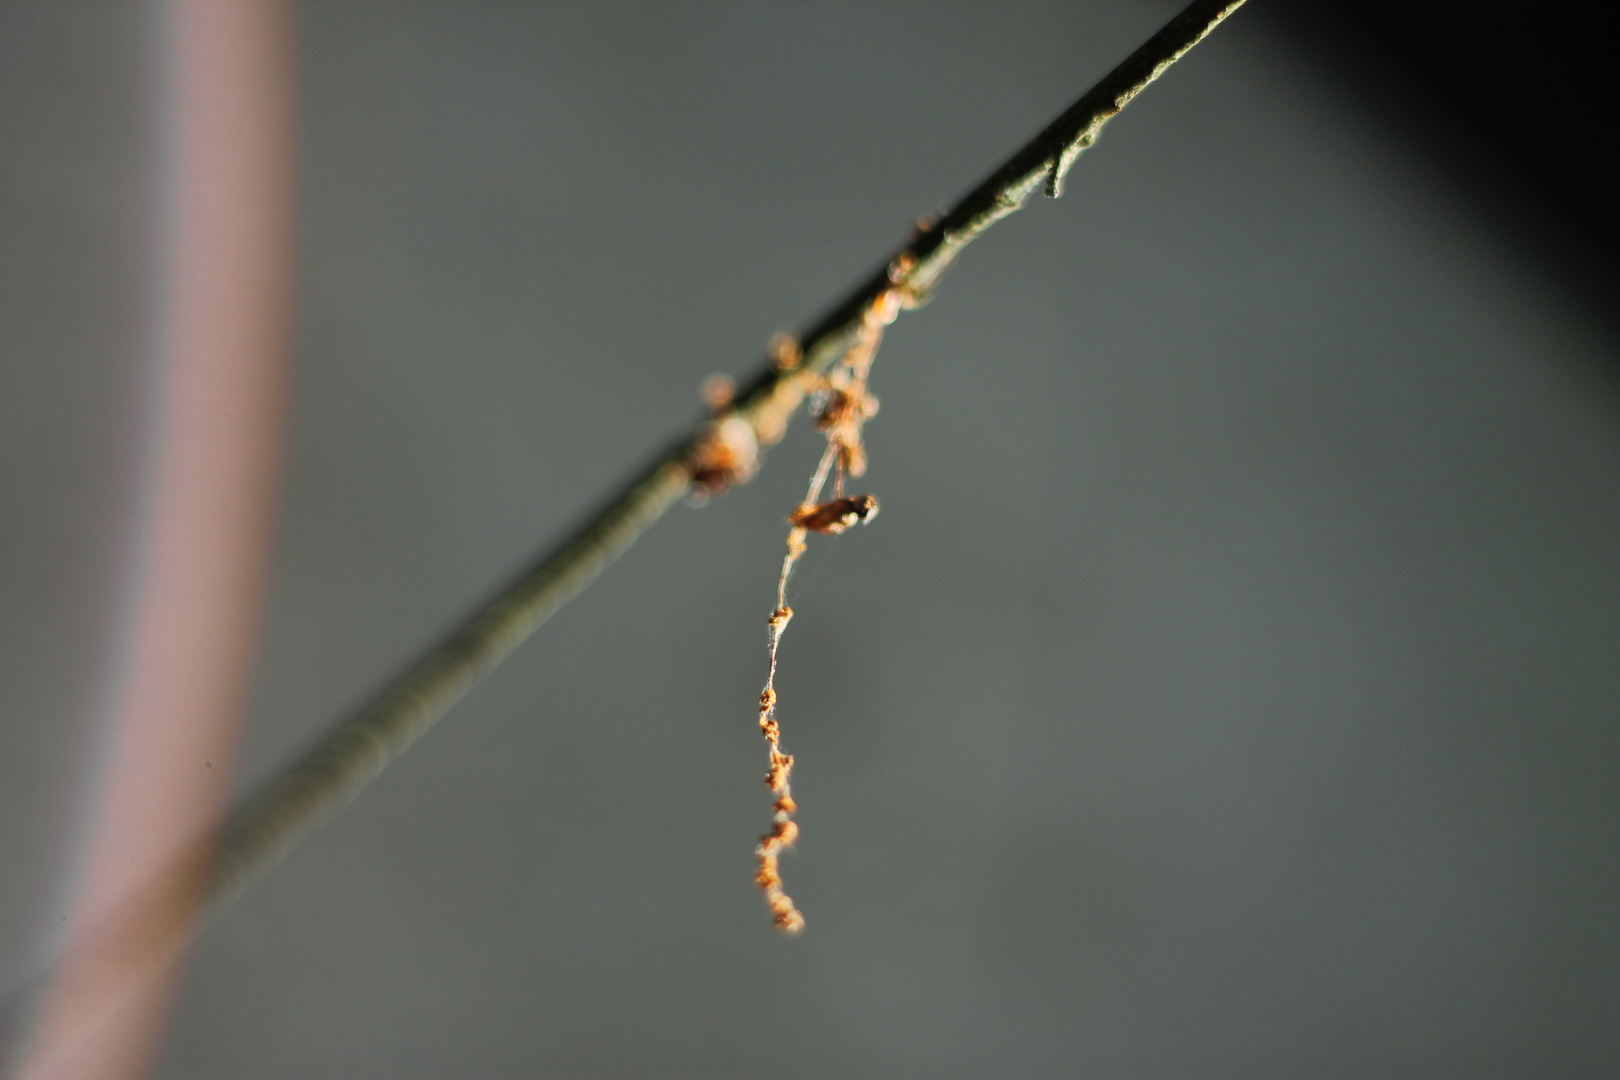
[209,0,1247,920]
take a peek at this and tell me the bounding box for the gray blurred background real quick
[5,1,1620,1076]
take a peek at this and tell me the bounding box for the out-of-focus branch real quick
[9,2,296,1077]
[209,0,1246,920]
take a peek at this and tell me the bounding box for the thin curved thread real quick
[753,283,900,932]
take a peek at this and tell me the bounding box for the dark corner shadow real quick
[1264,0,1620,358]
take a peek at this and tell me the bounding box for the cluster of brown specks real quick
[685,255,916,933]
[753,270,911,934]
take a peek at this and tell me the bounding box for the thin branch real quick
[208,0,1246,920]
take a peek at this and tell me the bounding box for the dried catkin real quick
[750,285,904,932]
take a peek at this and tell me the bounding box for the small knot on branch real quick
[887,251,918,286]
[686,414,759,501]
[770,333,803,372]
[1044,130,1097,199]
[701,372,736,411]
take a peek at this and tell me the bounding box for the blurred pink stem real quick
[14,2,295,1077]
